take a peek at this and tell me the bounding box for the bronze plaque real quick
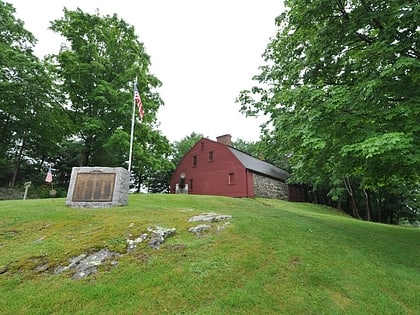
[72,172,116,202]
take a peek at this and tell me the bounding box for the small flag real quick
[45,166,52,183]
[134,83,144,120]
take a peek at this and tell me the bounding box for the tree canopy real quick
[0,3,173,193]
[238,0,419,222]
[49,8,165,166]
[0,1,69,187]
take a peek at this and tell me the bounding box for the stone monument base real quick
[66,167,129,208]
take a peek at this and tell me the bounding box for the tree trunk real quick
[81,144,91,166]
[364,189,371,221]
[136,174,142,193]
[313,190,319,204]
[11,141,25,187]
[344,177,361,219]
[350,194,361,219]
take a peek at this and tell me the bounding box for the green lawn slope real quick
[0,194,419,314]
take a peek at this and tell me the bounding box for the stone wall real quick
[253,173,288,200]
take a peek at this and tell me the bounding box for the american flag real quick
[134,83,144,120]
[45,166,52,183]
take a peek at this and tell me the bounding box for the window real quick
[201,142,204,151]
[193,155,197,167]
[228,172,235,185]
[208,151,214,161]
[189,179,193,191]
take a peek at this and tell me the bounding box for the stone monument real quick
[66,167,129,208]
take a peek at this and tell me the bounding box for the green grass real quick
[0,194,419,314]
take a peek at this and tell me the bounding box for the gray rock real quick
[127,233,148,252]
[147,226,176,249]
[188,224,211,234]
[148,232,164,249]
[55,249,120,279]
[188,213,232,222]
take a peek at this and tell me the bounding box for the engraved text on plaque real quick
[72,172,116,202]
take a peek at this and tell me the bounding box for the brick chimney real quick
[216,134,232,146]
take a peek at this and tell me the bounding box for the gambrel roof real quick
[228,147,290,181]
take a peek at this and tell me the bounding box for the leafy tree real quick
[49,8,166,170]
[231,138,257,155]
[238,0,419,222]
[0,1,69,186]
[130,128,174,193]
[48,140,84,188]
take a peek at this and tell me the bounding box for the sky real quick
[8,0,284,143]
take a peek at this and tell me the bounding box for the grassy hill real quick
[0,194,419,314]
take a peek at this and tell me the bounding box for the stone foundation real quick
[253,173,288,200]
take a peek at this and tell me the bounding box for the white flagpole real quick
[128,77,137,173]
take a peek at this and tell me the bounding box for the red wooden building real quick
[170,134,291,199]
